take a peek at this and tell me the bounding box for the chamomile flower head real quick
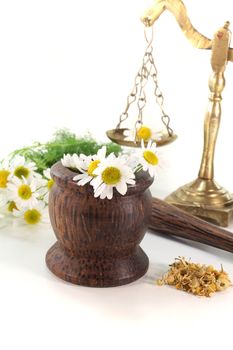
[136,125,162,142]
[0,159,11,189]
[61,154,80,169]
[91,154,135,200]
[9,155,37,180]
[7,176,42,209]
[73,146,107,186]
[137,140,159,177]
[13,200,47,225]
[124,125,162,143]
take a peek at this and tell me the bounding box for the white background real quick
[1,1,233,349]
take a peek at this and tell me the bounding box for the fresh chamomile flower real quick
[0,159,11,190]
[137,140,159,177]
[91,154,135,200]
[12,200,48,225]
[61,154,80,169]
[123,125,162,143]
[7,176,43,209]
[0,169,11,189]
[9,155,38,180]
[136,125,162,142]
[0,161,11,211]
[42,168,54,203]
[0,199,18,216]
[73,146,107,186]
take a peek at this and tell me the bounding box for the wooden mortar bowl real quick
[46,162,153,287]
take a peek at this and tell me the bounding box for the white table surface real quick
[1,185,233,350]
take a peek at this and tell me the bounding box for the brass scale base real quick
[166,179,233,227]
[107,0,233,227]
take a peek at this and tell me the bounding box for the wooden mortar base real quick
[46,242,149,287]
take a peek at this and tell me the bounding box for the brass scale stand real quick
[107,0,233,227]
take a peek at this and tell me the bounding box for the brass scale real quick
[106,0,233,227]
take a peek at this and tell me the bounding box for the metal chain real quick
[117,26,174,138]
[116,27,154,130]
[134,46,153,130]
[116,46,152,129]
[148,49,174,137]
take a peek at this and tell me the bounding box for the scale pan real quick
[106,128,177,148]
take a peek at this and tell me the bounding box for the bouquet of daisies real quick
[0,156,53,226]
[62,141,159,200]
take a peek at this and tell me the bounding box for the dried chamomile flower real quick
[157,257,232,297]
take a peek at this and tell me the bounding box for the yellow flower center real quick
[101,167,121,185]
[14,166,30,179]
[47,179,54,190]
[0,170,10,188]
[18,184,32,200]
[137,126,152,141]
[24,209,41,225]
[88,160,100,176]
[143,150,159,165]
[8,201,18,212]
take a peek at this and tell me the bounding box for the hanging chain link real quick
[117,26,174,138]
[134,44,153,131]
[148,43,174,137]
[116,47,152,129]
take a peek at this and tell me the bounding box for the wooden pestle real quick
[149,197,233,253]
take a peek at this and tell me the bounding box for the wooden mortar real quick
[46,162,153,287]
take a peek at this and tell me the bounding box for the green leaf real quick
[9,129,122,174]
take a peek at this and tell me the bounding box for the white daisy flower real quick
[73,146,107,186]
[124,125,162,143]
[61,154,80,169]
[12,200,48,225]
[7,176,43,209]
[9,155,38,180]
[137,140,159,177]
[0,161,11,211]
[0,198,18,214]
[0,160,11,191]
[42,168,55,203]
[91,154,135,200]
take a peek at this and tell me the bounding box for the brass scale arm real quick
[141,0,233,55]
[142,0,233,227]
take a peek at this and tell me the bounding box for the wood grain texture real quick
[46,161,153,287]
[149,197,233,253]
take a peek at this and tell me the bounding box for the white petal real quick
[43,169,51,179]
[90,176,102,189]
[126,178,136,185]
[149,167,155,177]
[116,181,127,195]
[100,190,107,199]
[106,153,116,161]
[97,146,106,159]
[143,164,148,172]
[94,183,106,198]
[73,174,86,181]
[106,186,113,200]
[141,140,145,149]
[77,176,92,186]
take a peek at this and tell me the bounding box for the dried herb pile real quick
[157,257,232,297]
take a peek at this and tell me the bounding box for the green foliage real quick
[10,129,122,174]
